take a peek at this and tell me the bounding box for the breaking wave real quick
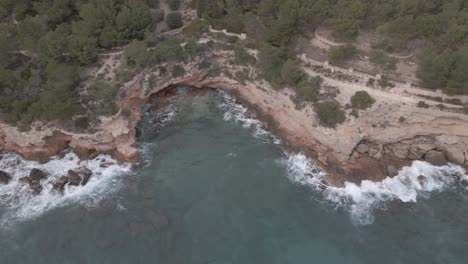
[207,89,468,226]
[218,91,281,144]
[0,152,132,228]
[284,153,468,225]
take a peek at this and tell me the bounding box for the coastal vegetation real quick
[329,44,358,64]
[166,12,183,29]
[351,91,375,110]
[0,0,154,127]
[315,101,346,128]
[368,51,397,71]
[0,0,467,131]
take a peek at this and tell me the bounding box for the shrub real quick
[417,101,430,108]
[74,116,89,130]
[378,78,395,88]
[329,44,358,63]
[88,80,119,115]
[122,108,132,118]
[369,50,397,71]
[152,9,165,23]
[146,0,159,8]
[198,60,211,69]
[280,59,306,87]
[227,35,238,43]
[235,69,249,83]
[124,40,149,67]
[172,65,185,77]
[183,18,208,36]
[351,91,375,110]
[158,66,167,75]
[315,101,346,128]
[294,76,322,102]
[366,78,375,87]
[445,98,462,105]
[234,45,256,65]
[295,79,318,102]
[166,12,183,30]
[168,0,181,11]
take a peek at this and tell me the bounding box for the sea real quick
[0,87,467,264]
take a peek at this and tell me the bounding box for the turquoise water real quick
[0,89,467,263]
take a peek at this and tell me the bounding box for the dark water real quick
[1,90,468,264]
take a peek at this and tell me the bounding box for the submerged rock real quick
[0,170,12,184]
[19,175,43,194]
[460,179,468,188]
[67,170,82,186]
[79,167,93,186]
[417,175,427,187]
[52,176,69,191]
[29,181,43,194]
[66,168,93,187]
[52,167,93,191]
[29,168,48,181]
[19,176,32,185]
[100,162,115,168]
[424,150,447,166]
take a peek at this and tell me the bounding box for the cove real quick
[0,88,467,264]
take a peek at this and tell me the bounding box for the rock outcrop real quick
[19,168,48,194]
[29,168,48,182]
[424,150,447,166]
[0,56,467,188]
[0,170,12,184]
[53,176,69,191]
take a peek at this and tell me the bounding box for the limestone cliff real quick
[1,59,467,187]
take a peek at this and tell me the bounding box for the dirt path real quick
[300,54,468,107]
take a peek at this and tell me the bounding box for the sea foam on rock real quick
[218,91,281,144]
[0,151,132,228]
[284,153,467,225]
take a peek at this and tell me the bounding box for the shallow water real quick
[0,89,467,263]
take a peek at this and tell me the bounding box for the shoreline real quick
[1,87,467,227]
[1,64,468,187]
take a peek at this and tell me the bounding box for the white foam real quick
[0,152,131,228]
[218,91,281,144]
[283,153,468,225]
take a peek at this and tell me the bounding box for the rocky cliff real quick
[1,60,467,187]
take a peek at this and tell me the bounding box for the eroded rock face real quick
[424,150,447,166]
[444,147,465,164]
[0,62,467,188]
[387,165,398,177]
[0,171,12,184]
[408,146,425,160]
[356,144,369,153]
[393,145,409,160]
[436,135,460,145]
